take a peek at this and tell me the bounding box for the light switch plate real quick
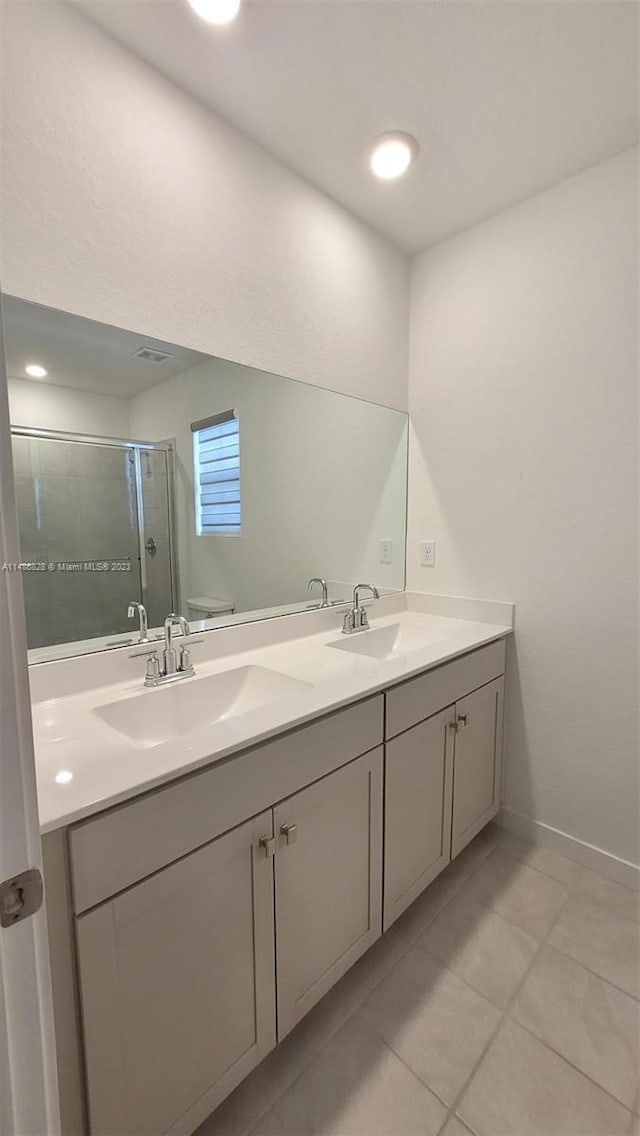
[379,539,393,565]
[420,540,436,567]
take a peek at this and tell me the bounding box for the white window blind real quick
[192,411,241,534]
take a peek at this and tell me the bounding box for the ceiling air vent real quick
[133,346,175,364]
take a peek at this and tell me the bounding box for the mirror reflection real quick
[4,296,408,661]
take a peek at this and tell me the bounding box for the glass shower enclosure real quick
[10,427,177,651]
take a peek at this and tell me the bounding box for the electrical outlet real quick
[379,539,393,565]
[420,540,436,567]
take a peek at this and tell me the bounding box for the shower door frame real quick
[10,424,180,625]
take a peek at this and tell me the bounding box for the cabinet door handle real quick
[258,835,276,858]
[457,713,468,726]
[449,720,459,733]
[280,823,297,845]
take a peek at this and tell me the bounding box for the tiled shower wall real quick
[11,434,172,648]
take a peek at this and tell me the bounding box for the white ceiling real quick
[75,0,638,253]
[4,296,209,398]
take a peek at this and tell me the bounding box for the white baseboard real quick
[497,807,639,891]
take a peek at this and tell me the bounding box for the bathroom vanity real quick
[36,601,511,1136]
[6,293,512,1135]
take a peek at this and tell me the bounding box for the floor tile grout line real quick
[355,1003,458,1117]
[242,832,506,1135]
[435,1109,480,1136]
[576,865,640,899]
[440,873,578,1132]
[459,876,640,1003]
[397,829,508,948]
[354,1004,457,1111]
[502,879,640,1115]
[254,833,637,1134]
[397,878,556,1132]
[507,1012,638,1115]
[499,877,639,1119]
[241,934,421,1135]
[532,937,640,1004]
[460,887,566,942]
[493,840,586,888]
[267,1002,455,1135]
[459,845,576,937]
[243,827,628,1136]
[544,922,640,1003]
[494,826,640,898]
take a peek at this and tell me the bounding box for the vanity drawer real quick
[385,640,506,740]
[69,694,383,913]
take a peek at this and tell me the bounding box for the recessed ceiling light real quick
[186,0,241,24]
[55,770,73,785]
[25,363,48,378]
[369,132,419,181]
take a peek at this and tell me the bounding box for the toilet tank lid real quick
[188,596,233,613]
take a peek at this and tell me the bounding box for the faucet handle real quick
[179,637,204,672]
[145,652,161,682]
[129,642,160,658]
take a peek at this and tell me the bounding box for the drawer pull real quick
[280,823,297,846]
[258,835,276,858]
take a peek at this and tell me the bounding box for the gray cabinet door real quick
[451,676,505,857]
[76,811,276,1136]
[383,707,455,931]
[274,748,383,1038]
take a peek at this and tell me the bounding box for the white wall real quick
[8,378,131,438]
[407,148,638,870]
[0,1,409,412]
[129,359,407,613]
[2,0,636,878]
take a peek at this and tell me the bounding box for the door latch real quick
[0,868,43,928]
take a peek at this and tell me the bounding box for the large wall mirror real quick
[3,296,408,662]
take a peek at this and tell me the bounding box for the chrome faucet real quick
[130,612,203,687]
[342,583,380,635]
[127,601,149,643]
[162,613,189,676]
[308,577,330,607]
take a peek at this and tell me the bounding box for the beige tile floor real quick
[197,824,639,1136]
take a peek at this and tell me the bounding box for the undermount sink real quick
[328,622,440,661]
[94,665,313,748]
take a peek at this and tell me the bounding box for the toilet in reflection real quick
[187,596,235,621]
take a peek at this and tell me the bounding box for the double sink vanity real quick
[9,295,514,1136]
[35,591,513,1136]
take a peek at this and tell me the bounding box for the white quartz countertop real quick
[32,604,512,833]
